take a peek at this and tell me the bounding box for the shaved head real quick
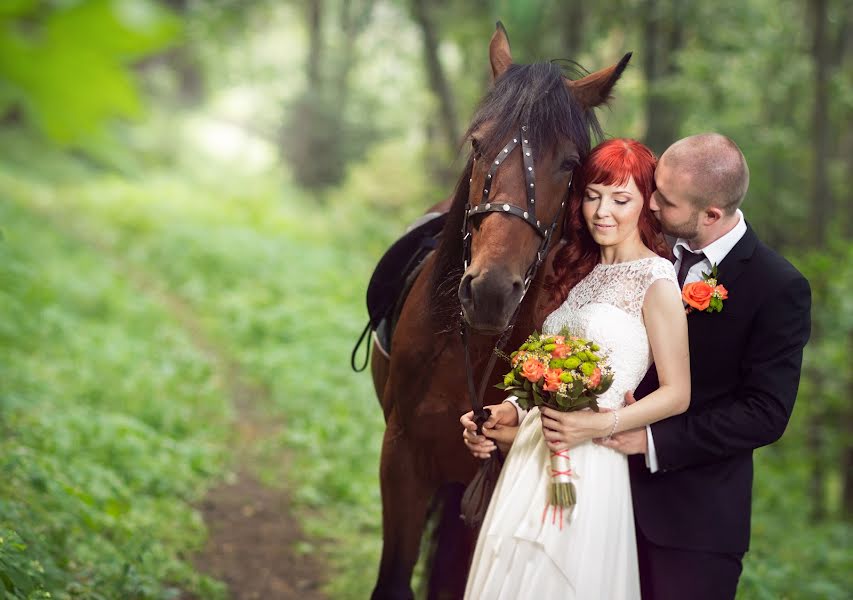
[659,133,749,215]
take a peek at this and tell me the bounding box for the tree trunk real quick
[642,0,686,155]
[410,0,460,157]
[560,2,585,59]
[804,0,833,523]
[306,0,323,90]
[809,0,832,242]
[334,0,375,108]
[843,348,853,521]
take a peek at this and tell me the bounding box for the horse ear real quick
[566,52,632,109]
[489,21,512,82]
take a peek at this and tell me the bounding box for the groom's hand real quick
[596,390,648,455]
[597,428,648,455]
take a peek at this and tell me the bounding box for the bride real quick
[460,138,690,599]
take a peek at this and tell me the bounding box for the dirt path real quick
[156,291,328,600]
[26,204,328,600]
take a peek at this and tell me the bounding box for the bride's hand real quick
[540,406,613,451]
[461,402,519,459]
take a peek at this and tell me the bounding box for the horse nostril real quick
[459,273,474,304]
[512,278,524,296]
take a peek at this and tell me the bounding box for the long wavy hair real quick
[542,138,671,315]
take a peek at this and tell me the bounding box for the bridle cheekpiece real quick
[459,124,572,434]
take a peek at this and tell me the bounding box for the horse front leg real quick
[372,420,435,600]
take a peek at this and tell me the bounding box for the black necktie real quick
[677,248,705,287]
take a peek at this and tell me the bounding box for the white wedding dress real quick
[464,256,679,600]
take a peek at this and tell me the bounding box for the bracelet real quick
[604,410,619,441]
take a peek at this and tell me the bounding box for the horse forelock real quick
[428,60,603,332]
[467,62,601,162]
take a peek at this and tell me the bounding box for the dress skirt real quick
[464,407,641,600]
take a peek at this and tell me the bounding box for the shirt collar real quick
[673,209,747,265]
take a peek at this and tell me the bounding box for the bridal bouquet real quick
[495,327,614,526]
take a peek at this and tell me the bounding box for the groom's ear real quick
[702,207,725,225]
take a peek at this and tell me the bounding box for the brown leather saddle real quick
[350,211,448,371]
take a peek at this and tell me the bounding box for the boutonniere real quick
[682,264,728,314]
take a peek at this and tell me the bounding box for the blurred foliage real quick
[0,155,406,598]
[0,0,179,145]
[0,181,231,599]
[0,0,850,598]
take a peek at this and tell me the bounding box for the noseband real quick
[460,124,571,435]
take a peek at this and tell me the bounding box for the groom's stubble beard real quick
[658,207,701,242]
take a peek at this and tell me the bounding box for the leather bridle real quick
[460,124,571,433]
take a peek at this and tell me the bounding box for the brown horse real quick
[369,23,630,599]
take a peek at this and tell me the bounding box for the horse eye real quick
[471,138,482,157]
[560,158,579,172]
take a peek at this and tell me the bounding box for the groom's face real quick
[650,160,701,241]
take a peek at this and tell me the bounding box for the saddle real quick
[350,211,448,371]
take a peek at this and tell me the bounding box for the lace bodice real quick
[542,256,679,410]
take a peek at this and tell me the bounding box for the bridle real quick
[460,124,572,434]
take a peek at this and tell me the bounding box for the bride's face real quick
[581,177,645,248]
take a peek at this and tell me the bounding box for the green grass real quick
[0,164,408,598]
[0,197,232,599]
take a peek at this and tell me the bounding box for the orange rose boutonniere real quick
[682,264,728,314]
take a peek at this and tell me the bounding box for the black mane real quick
[428,61,603,332]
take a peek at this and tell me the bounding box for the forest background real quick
[0,0,850,599]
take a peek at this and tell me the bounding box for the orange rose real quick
[682,281,713,311]
[714,284,728,300]
[543,368,563,392]
[521,357,546,382]
[589,367,602,388]
[551,344,571,358]
[553,335,566,345]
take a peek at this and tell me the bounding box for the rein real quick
[460,125,570,434]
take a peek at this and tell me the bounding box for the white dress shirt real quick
[645,209,748,472]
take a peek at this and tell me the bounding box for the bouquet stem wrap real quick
[545,448,576,529]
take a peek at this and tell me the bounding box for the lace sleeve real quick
[643,257,681,305]
[648,257,679,289]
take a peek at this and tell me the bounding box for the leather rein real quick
[460,124,571,434]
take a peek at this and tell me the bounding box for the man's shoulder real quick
[747,231,809,290]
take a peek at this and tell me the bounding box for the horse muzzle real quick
[458,266,524,333]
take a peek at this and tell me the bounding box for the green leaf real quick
[0,0,36,19]
[0,0,180,144]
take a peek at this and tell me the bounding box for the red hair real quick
[542,138,671,316]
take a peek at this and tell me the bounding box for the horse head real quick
[458,23,631,334]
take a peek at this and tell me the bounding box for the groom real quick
[599,133,811,599]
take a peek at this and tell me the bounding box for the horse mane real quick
[428,60,603,332]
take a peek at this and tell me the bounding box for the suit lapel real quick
[713,222,758,289]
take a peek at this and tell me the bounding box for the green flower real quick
[563,356,581,370]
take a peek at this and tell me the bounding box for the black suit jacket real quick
[629,224,811,554]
